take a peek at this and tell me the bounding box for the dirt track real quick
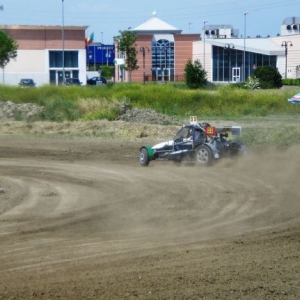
[0,134,300,299]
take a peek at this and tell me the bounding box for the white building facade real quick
[193,17,300,82]
[0,25,88,86]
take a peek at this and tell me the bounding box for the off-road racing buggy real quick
[139,116,246,167]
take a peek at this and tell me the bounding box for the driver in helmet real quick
[183,128,193,142]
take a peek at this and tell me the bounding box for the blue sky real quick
[0,0,299,43]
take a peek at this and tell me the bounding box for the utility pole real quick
[281,41,293,79]
[1,5,4,85]
[62,0,65,84]
[243,11,249,81]
[203,21,207,72]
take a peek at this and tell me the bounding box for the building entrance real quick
[155,68,170,82]
[152,36,174,82]
[49,70,78,85]
[232,67,241,82]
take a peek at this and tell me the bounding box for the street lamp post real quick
[203,21,207,72]
[140,46,150,84]
[224,43,234,82]
[62,0,65,84]
[101,32,103,65]
[243,11,249,82]
[281,41,293,79]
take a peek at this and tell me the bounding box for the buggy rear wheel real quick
[195,145,213,167]
[229,141,247,157]
[139,148,150,166]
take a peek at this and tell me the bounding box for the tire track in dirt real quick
[1,139,300,299]
[1,148,300,275]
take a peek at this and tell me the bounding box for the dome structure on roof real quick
[133,16,182,34]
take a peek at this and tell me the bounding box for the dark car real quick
[65,78,82,86]
[19,78,36,87]
[86,76,107,85]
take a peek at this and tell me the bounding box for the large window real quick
[152,38,175,81]
[49,51,79,68]
[212,46,277,82]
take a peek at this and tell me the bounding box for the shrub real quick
[184,59,207,89]
[100,65,114,79]
[282,78,300,86]
[244,76,260,90]
[253,65,282,89]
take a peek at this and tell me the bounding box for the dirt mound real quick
[116,104,181,125]
[0,101,43,121]
[0,101,181,126]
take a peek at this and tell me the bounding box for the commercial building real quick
[193,16,300,82]
[0,25,87,86]
[1,16,299,85]
[116,15,300,83]
[114,13,200,83]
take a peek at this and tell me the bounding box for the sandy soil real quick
[0,123,300,299]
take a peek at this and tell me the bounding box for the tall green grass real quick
[0,83,299,121]
[241,125,300,150]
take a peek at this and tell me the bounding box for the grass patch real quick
[241,125,300,150]
[1,83,300,121]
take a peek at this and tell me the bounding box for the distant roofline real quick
[0,25,88,30]
[204,24,234,30]
[134,30,182,35]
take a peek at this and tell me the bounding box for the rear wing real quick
[216,126,242,136]
[204,126,242,136]
[189,117,242,136]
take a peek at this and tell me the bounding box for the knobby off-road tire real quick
[229,140,247,158]
[139,148,150,166]
[195,145,213,167]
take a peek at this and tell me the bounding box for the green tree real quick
[0,30,18,68]
[117,30,138,82]
[100,65,114,78]
[253,65,282,89]
[184,59,207,89]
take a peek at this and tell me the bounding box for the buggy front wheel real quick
[195,145,213,167]
[139,148,150,166]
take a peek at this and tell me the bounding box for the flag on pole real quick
[85,32,94,46]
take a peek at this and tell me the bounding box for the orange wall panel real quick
[4,28,86,50]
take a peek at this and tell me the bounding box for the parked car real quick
[64,78,82,86]
[86,76,107,85]
[19,78,36,87]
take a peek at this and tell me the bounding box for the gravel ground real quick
[0,103,300,299]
